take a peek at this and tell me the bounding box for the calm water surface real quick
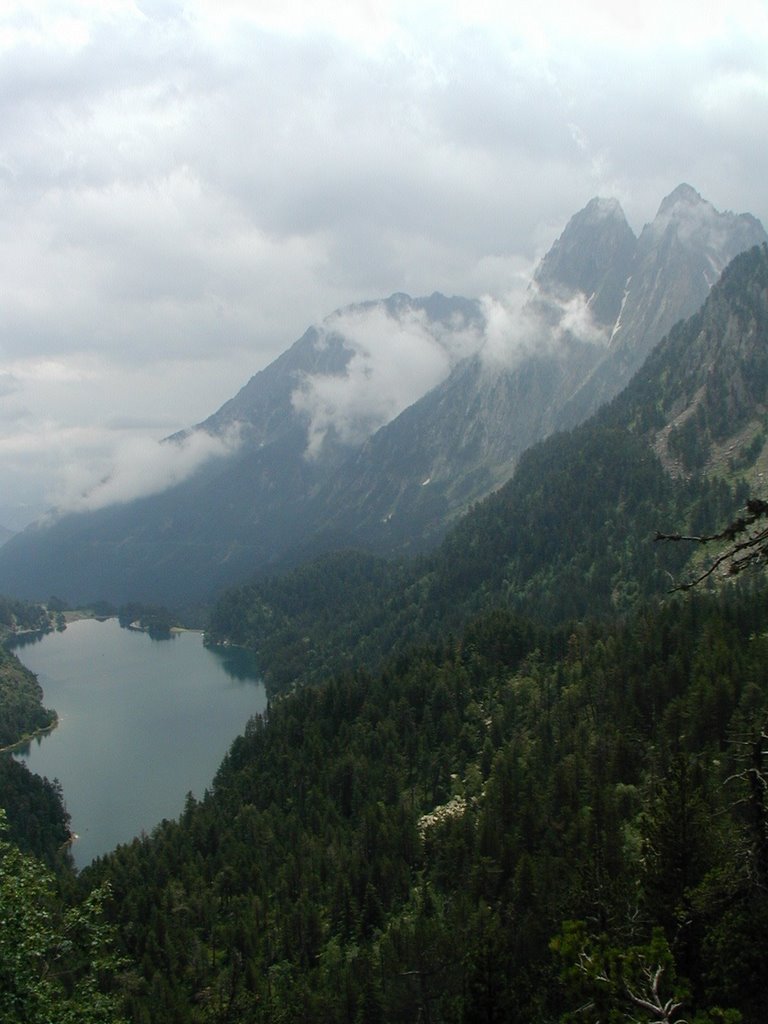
[13,617,266,868]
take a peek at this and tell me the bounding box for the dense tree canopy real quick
[80,586,768,1022]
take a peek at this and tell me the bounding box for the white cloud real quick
[477,292,545,369]
[50,424,242,513]
[478,279,610,370]
[292,303,483,456]
[554,291,611,347]
[291,274,610,457]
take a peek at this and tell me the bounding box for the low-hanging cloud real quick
[478,281,611,370]
[553,291,613,347]
[292,277,612,458]
[51,423,242,514]
[291,303,483,457]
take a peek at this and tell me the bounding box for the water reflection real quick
[208,644,262,683]
[7,629,50,650]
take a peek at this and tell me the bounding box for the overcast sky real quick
[1,0,766,527]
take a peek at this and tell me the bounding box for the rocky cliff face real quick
[614,242,768,480]
[532,195,637,329]
[557,184,768,426]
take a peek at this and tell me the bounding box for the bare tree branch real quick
[655,499,768,591]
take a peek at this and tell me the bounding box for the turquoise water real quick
[13,617,266,868]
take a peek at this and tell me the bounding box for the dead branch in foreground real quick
[655,498,768,591]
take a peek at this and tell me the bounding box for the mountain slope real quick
[38,251,768,1024]
[0,295,481,605]
[208,244,768,691]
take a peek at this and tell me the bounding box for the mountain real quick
[90,239,768,1013]
[302,188,765,556]
[207,244,768,692]
[531,194,637,328]
[557,183,767,424]
[9,249,768,1024]
[0,188,763,607]
[0,294,481,605]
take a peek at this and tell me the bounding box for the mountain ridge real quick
[302,189,766,558]
[0,187,764,607]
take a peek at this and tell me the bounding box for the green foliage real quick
[0,641,56,748]
[0,756,72,868]
[0,595,52,641]
[552,921,744,1024]
[117,602,176,639]
[0,810,126,1023]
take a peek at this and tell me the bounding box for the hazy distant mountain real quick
[0,526,14,548]
[0,294,482,605]
[0,187,763,607]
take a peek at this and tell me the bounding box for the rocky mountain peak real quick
[533,195,637,328]
[656,182,706,218]
[582,196,627,222]
[645,184,764,281]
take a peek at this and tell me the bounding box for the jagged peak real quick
[655,183,708,218]
[580,196,628,223]
[644,185,766,258]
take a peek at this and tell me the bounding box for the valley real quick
[2,195,768,1023]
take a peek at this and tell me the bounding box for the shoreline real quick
[0,714,59,754]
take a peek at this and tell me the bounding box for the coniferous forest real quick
[86,585,768,1022]
[5,578,768,1021]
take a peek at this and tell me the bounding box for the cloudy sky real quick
[1,0,766,527]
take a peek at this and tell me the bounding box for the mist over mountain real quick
[303,187,767,556]
[0,294,483,604]
[0,187,763,607]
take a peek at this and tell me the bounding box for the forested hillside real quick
[0,598,71,867]
[207,425,733,692]
[0,635,57,749]
[86,585,768,1022]
[0,595,54,643]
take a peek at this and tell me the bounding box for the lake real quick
[12,617,266,868]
